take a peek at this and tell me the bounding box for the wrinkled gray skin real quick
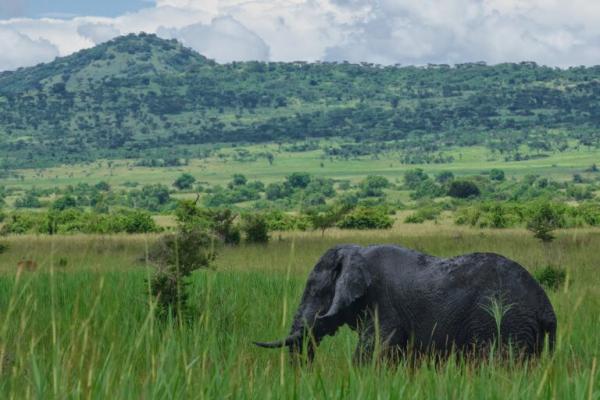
[255,245,556,363]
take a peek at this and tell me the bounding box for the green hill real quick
[1,33,599,168]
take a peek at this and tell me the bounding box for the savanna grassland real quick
[4,142,600,192]
[0,224,598,399]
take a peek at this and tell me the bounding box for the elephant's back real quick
[439,252,542,292]
[434,252,556,352]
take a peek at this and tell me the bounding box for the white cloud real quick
[77,23,120,44]
[158,16,270,62]
[1,0,600,71]
[0,26,59,71]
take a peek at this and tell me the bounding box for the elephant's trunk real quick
[253,331,302,349]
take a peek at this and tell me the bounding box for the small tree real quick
[266,152,275,166]
[286,172,311,189]
[435,171,454,184]
[210,208,241,245]
[51,195,78,211]
[148,201,216,321]
[229,174,247,188]
[489,169,505,181]
[527,202,563,243]
[447,180,480,198]
[338,207,393,230]
[173,173,196,190]
[242,213,270,243]
[404,169,428,189]
[306,207,344,237]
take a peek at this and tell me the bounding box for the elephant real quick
[255,244,556,363]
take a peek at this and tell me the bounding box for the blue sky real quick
[1,0,150,18]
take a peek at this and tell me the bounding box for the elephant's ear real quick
[319,248,371,322]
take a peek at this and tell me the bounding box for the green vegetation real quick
[0,208,160,235]
[1,34,600,169]
[0,226,597,398]
[173,173,196,191]
[534,265,568,291]
[241,213,270,243]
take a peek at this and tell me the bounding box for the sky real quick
[0,0,599,72]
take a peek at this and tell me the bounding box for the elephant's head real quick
[255,245,372,357]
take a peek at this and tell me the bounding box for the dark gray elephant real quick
[255,244,556,362]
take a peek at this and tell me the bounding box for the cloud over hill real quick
[1,0,600,71]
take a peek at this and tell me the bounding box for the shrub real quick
[489,204,508,228]
[52,195,78,211]
[404,169,429,189]
[410,180,446,200]
[230,174,247,187]
[264,211,310,231]
[527,202,564,242]
[534,265,567,290]
[286,172,311,189]
[119,210,160,234]
[1,209,160,235]
[338,207,393,230]
[0,213,44,235]
[489,169,506,181]
[14,192,42,208]
[0,242,8,254]
[436,171,455,184]
[305,207,347,236]
[242,213,270,243]
[209,209,241,245]
[173,173,196,190]
[448,180,480,198]
[148,227,216,275]
[404,207,441,224]
[454,206,482,227]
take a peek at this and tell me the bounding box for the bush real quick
[52,195,78,211]
[0,242,8,254]
[209,209,241,245]
[489,169,506,181]
[404,169,429,189]
[435,171,454,184]
[264,211,310,231]
[0,213,44,235]
[118,210,160,234]
[404,207,441,224]
[1,209,160,235]
[338,207,393,230]
[527,202,564,242]
[148,228,216,274]
[14,192,42,208]
[305,207,347,236]
[148,202,217,321]
[242,214,270,243]
[173,173,196,190]
[286,172,311,189]
[534,265,567,290]
[448,180,481,198]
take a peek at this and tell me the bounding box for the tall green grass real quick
[0,227,598,398]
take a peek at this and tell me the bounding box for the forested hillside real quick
[1,33,600,168]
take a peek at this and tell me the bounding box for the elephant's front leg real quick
[353,320,376,365]
[353,318,407,365]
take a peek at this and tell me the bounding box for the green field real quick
[0,225,598,398]
[2,144,599,192]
